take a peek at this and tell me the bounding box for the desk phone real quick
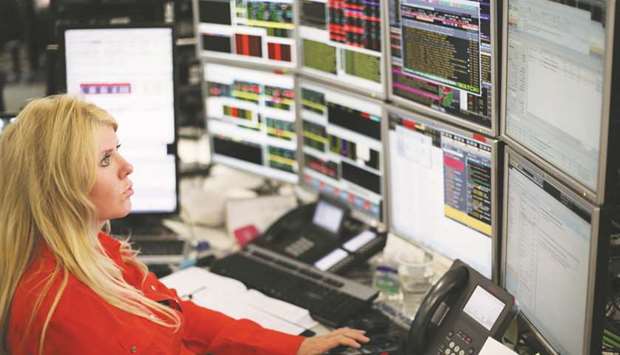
[330,260,516,355]
[254,197,386,272]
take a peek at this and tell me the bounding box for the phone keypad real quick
[438,330,476,355]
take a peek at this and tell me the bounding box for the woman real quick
[0,95,369,355]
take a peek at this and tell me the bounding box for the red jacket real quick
[8,233,305,355]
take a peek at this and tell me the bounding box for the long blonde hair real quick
[0,96,180,354]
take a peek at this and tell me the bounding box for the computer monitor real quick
[501,0,618,205]
[63,25,179,215]
[299,0,386,97]
[501,147,610,355]
[205,63,298,183]
[299,78,385,224]
[194,0,296,68]
[386,105,498,279]
[388,0,498,135]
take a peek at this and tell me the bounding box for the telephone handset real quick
[407,259,515,355]
[407,265,468,353]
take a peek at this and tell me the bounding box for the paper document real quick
[160,267,317,334]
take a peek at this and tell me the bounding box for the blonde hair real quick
[0,95,180,354]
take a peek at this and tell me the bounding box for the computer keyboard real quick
[211,244,379,327]
[133,239,186,256]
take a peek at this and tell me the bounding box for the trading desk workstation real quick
[3,0,620,354]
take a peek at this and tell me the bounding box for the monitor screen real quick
[504,149,595,355]
[504,0,608,195]
[388,0,496,132]
[64,26,178,215]
[300,79,384,223]
[387,107,495,278]
[299,0,385,96]
[205,63,298,183]
[196,0,296,68]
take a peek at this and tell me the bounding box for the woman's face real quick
[89,125,134,226]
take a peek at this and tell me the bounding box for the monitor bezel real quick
[500,0,617,205]
[296,0,389,100]
[60,23,181,217]
[0,113,17,120]
[385,0,499,137]
[297,77,387,229]
[384,104,501,282]
[192,0,299,70]
[500,147,606,355]
[203,61,300,185]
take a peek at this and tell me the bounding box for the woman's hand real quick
[296,327,370,355]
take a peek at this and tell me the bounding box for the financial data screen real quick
[205,63,298,183]
[300,0,385,95]
[389,0,494,129]
[505,0,606,191]
[505,152,593,355]
[387,109,493,278]
[197,0,297,68]
[301,80,384,222]
[65,27,177,214]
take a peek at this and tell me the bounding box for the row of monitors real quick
[204,66,611,355]
[196,0,619,206]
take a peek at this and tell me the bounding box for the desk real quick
[156,170,450,337]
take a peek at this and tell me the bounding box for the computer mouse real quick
[345,310,390,334]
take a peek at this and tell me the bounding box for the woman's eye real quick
[100,155,112,167]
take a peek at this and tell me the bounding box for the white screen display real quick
[312,201,344,234]
[505,0,606,191]
[463,286,505,331]
[387,110,493,278]
[65,27,178,214]
[505,156,592,355]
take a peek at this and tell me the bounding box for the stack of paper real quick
[160,267,317,335]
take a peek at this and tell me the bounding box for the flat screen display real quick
[504,0,607,193]
[205,63,298,183]
[504,150,594,355]
[387,107,494,278]
[300,79,384,222]
[64,27,178,214]
[388,0,496,131]
[299,0,385,96]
